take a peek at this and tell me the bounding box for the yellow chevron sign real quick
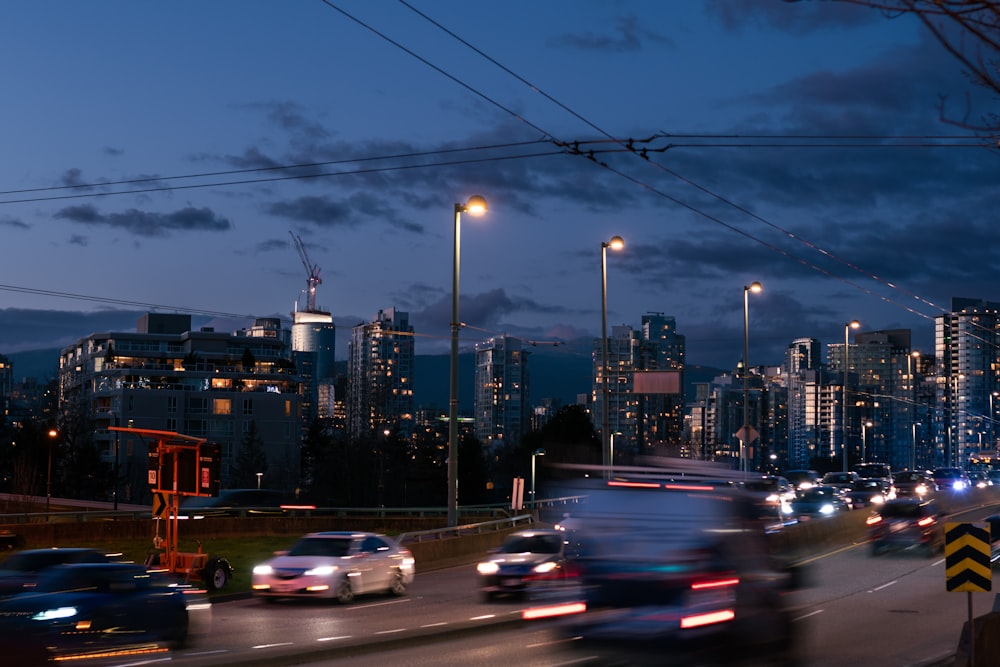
[945,522,991,593]
[152,492,169,519]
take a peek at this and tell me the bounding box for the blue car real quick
[0,562,210,665]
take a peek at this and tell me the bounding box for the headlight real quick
[819,504,834,515]
[534,562,558,574]
[953,481,966,490]
[33,607,77,621]
[915,484,928,495]
[253,564,274,575]
[765,493,779,503]
[477,562,499,575]
[304,565,337,576]
[871,495,885,504]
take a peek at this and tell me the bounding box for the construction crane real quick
[289,231,322,312]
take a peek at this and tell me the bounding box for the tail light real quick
[917,516,935,527]
[866,515,883,526]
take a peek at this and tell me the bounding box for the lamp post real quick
[907,350,920,469]
[46,428,56,519]
[600,236,624,478]
[742,281,762,475]
[448,195,487,527]
[843,320,860,472]
[530,448,546,507]
[862,421,872,464]
[112,413,119,512]
[256,472,262,489]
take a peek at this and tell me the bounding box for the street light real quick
[843,320,861,472]
[256,472,262,489]
[530,448,546,506]
[862,421,873,463]
[907,350,920,469]
[46,428,56,519]
[601,235,624,478]
[448,195,487,527]
[742,281,762,475]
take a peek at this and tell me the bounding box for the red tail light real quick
[680,609,736,628]
[866,515,883,526]
[917,516,935,527]
[691,577,739,590]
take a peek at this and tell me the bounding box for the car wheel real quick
[388,570,407,596]
[336,579,354,604]
[203,557,230,591]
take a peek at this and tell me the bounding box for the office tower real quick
[935,298,1000,466]
[785,338,823,374]
[473,335,530,450]
[347,308,415,440]
[58,313,303,502]
[292,310,336,426]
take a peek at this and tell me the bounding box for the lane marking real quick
[375,628,407,635]
[317,636,351,642]
[252,643,294,649]
[793,609,824,621]
[420,622,448,628]
[871,580,897,592]
[470,614,497,620]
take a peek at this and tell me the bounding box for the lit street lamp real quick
[862,421,873,463]
[46,428,56,519]
[448,195,487,527]
[843,320,861,472]
[256,472,262,490]
[530,448,546,506]
[742,281,762,475]
[601,235,624,478]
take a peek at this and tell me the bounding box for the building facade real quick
[58,313,303,502]
[347,308,415,440]
[473,335,530,450]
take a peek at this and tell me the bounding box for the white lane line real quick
[317,635,352,642]
[420,622,448,628]
[346,598,413,610]
[375,628,407,635]
[871,580,898,592]
[252,643,295,649]
[793,609,824,621]
[470,614,497,620]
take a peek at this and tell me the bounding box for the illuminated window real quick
[213,398,232,415]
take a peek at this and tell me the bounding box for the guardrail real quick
[397,514,535,544]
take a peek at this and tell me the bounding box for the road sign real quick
[945,522,991,592]
[152,491,169,519]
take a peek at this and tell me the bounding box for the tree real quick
[241,347,256,372]
[813,1,1000,130]
[231,421,269,489]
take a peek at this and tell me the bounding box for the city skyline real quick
[2,2,996,371]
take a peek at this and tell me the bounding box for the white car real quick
[251,531,414,603]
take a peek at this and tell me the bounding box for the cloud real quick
[0,216,29,230]
[548,14,674,52]
[264,192,425,233]
[53,204,232,237]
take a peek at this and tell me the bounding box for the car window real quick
[361,536,390,553]
[502,534,562,554]
[880,503,929,519]
[288,537,353,557]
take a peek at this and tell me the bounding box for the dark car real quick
[789,485,849,518]
[783,469,821,490]
[844,479,893,510]
[0,547,123,598]
[821,471,861,491]
[932,467,971,492]
[867,498,944,556]
[0,562,210,666]
[893,470,937,498]
[476,529,568,601]
[968,471,993,489]
[536,468,803,665]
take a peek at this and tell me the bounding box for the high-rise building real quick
[58,314,303,501]
[934,297,1000,466]
[292,310,335,427]
[473,335,530,450]
[347,308,415,440]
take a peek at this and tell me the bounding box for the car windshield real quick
[851,480,882,491]
[823,473,851,483]
[895,472,924,482]
[743,480,780,492]
[880,503,930,519]
[934,469,962,479]
[288,537,353,558]
[796,488,837,501]
[501,534,562,554]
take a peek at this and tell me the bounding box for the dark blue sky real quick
[1,1,995,370]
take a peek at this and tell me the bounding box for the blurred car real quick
[783,469,821,490]
[251,531,414,603]
[536,470,803,665]
[0,562,209,666]
[0,547,124,598]
[821,471,861,490]
[867,498,944,556]
[988,470,1000,486]
[476,528,568,601]
[178,488,307,518]
[932,467,971,492]
[853,462,894,485]
[892,470,937,498]
[968,471,993,489]
[788,485,849,519]
[844,478,893,510]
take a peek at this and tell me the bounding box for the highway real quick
[115,503,994,667]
